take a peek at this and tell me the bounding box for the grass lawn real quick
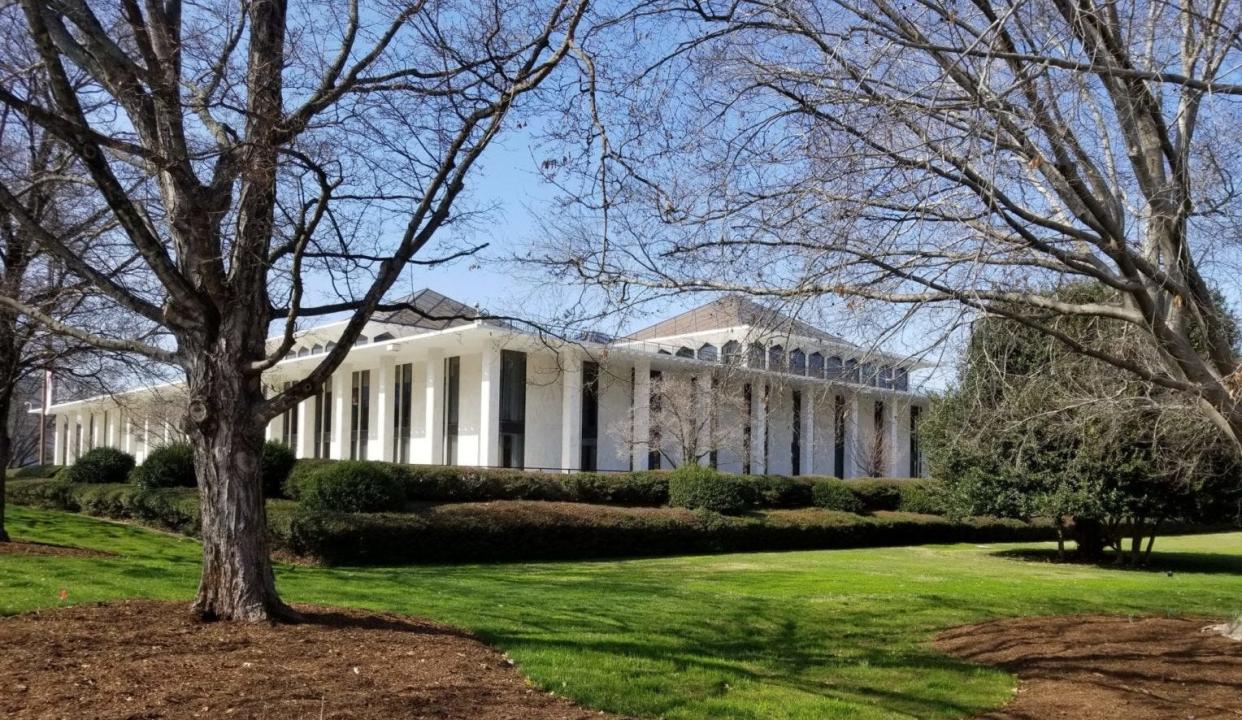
[3,506,1240,720]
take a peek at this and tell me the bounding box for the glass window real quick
[808,352,825,378]
[350,370,370,459]
[443,357,460,464]
[499,350,526,469]
[768,345,785,372]
[581,361,600,471]
[281,381,299,450]
[722,341,741,365]
[791,390,802,476]
[789,349,806,375]
[393,363,414,463]
[648,370,662,470]
[697,344,718,362]
[833,395,846,478]
[313,381,333,459]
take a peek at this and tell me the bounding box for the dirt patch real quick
[0,600,625,720]
[935,614,1242,719]
[0,540,116,558]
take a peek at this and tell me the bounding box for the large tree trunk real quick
[184,341,290,622]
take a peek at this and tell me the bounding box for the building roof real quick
[377,288,483,331]
[624,295,854,346]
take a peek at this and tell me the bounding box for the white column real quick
[750,382,767,475]
[560,350,583,473]
[330,368,350,460]
[296,392,315,459]
[74,411,87,460]
[631,358,650,470]
[424,350,444,465]
[799,387,815,476]
[52,415,65,465]
[374,356,394,462]
[888,398,911,478]
[142,417,150,460]
[478,345,501,468]
[695,374,712,467]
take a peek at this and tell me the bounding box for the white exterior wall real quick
[596,360,633,472]
[766,384,794,476]
[524,350,564,469]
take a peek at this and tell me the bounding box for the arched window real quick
[825,355,844,380]
[768,345,785,372]
[722,341,741,365]
[860,363,877,386]
[879,365,894,389]
[373,332,395,342]
[657,348,671,355]
[676,346,694,358]
[697,343,718,362]
[297,346,310,357]
[325,341,337,353]
[894,368,909,391]
[789,349,806,375]
[312,343,324,354]
[354,335,369,346]
[808,352,825,378]
[844,358,859,383]
[748,342,766,368]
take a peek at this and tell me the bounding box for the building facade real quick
[47,291,930,478]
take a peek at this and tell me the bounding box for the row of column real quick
[52,408,178,466]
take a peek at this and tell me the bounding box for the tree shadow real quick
[993,547,1242,574]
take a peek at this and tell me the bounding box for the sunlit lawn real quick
[3,505,1240,719]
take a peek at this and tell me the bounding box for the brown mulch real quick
[0,600,625,720]
[935,614,1242,719]
[0,539,116,558]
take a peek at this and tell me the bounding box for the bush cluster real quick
[667,465,752,514]
[10,463,64,479]
[811,479,862,513]
[130,442,196,489]
[298,461,405,513]
[62,448,135,485]
[261,441,297,499]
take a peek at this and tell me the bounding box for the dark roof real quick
[377,289,480,331]
[625,295,852,345]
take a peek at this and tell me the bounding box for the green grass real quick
[3,506,1240,719]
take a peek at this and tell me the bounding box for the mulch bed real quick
[935,614,1242,719]
[0,540,116,558]
[0,600,625,720]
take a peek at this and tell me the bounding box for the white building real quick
[46,291,930,478]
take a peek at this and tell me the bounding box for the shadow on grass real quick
[993,547,1242,575]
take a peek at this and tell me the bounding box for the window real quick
[844,359,859,383]
[768,345,785,372]
[826,355,844,380]
[313,381,332,458]
[808,352,825,378]
[791,390,802,476]
[910,405,923,476]
[88,415,95,450]
[393,363,414,463]
[789,349,806,376]
[742,383,752,474]
[648,370,662,470]
[859,363,876,387]
[879,365,894,389]
[281,381,299,449]
[872,401,886,476]
[697,344,718,362]
[443,356,460,464]
[748,342,766,368]
[709,376,719,469]
[722,340,741,365]
[833,396,846,478]
[102,411,110,447]
[350,370,370,460]
[74,421,81,459]
[499,350,527,469]
[894,368,909,391]
[581,361,600,471]
[675,346,694,358]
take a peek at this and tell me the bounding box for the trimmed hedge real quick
[262,441,297,499]
[668,465,751,514]
[811,479,863,513]
[298,461,405,513]
[287,504,1058,565]
[62,448,136,485]
[10,463,64,479]
[130,443,196,489]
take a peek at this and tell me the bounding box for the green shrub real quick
[130,442,196,489]
[11,463,63,479]
[62,447,136,485]
[847,479,904,512]
[749,475,816,508]
[567,470,670,506]
[896,480,948,515]
[7,478,78,510]
[812,479,863,512]
[667,465,751,514]
[287,503,1058,565]
[299,461,405,513]
[262,441,297,499]
[284,458,338,499]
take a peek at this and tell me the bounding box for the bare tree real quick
[613,368,750,468]
[539,0,1242,456]
[0,0,588,620]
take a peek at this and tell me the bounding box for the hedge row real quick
[286,504,1056,565]
[7,477,1043,564]
[283,459,946,514]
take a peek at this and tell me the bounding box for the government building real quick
[48,291,930,478]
